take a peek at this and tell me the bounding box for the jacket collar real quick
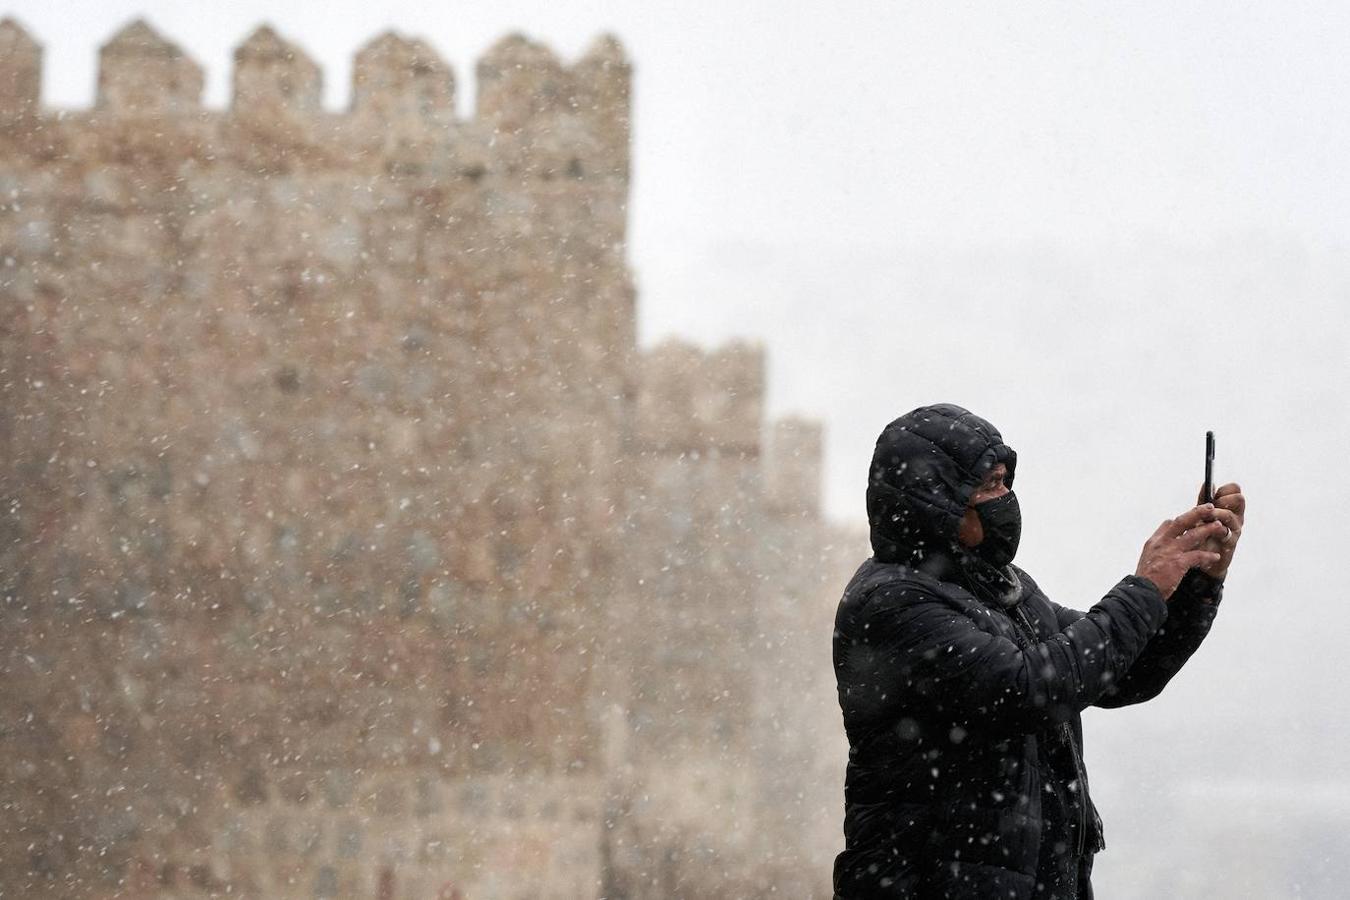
[916,543,1025,610]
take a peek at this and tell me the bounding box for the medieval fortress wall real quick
[0,17,865,899]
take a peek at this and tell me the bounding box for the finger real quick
[1178,520,1227,550]
[1202,507,1241,531]
[1214,482,1241,498]
[1201,520,1241,545]
[1183,549,1223,568]
[1216,492,1245,519]
[1184,507,1238,535]
[1180,520,1229,549]
[1165,504,1217,538]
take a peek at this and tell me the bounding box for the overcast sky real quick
[10,2,1350,892]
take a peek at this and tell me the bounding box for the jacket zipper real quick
[1010,605,1089,858]
[1060,722,1088,857]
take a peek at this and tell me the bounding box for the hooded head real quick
[867,403,1018,567]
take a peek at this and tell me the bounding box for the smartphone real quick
[1202,431,1215,504]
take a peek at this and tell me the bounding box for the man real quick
[832,403,1245,899]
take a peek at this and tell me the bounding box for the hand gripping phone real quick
[1202,431,1215,504]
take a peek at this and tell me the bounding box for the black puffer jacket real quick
[833,404,1223,898]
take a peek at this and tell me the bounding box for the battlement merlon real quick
[476,32,631,180]
[233,25,322,115]
[96,19,203,116]
[764,416,824,519]
[352,32,454,127]
[0,18,629,179]
[636,338,766,457]
[0,18,41,121]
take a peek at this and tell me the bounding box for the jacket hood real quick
[867,403,1018,564]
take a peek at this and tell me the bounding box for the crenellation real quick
[707,339,767,451]
[577,32,629,73]
[765,415,824,517]
[572,34,632,180]
[474,34,565,177]
[636,337,766,455]
[476,32,631,180]
[352,32,454,125]
[0,18,41,121]
[0,19,629,184]
[96,19,203,116]
[349,33,458,174]
[475,33,566,124]
[232,25,323,116]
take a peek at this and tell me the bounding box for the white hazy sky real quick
[9,3,1350,891]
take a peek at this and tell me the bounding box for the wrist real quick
[1179,567,1225,605]
[1124,572,1166,602]
[1193,567,1226,587]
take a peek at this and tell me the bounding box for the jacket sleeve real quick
[1054,568,1224,708]
[848,574,1169,736]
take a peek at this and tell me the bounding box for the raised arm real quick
[1060,567,1224,708]
[1082,483,1243,707]
[837,499,1236,739]
[837,502,1233,736]
[840,574,1169,738]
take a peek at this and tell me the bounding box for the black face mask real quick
[971,491,1021,567]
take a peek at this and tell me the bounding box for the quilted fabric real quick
[834,404,1224,898]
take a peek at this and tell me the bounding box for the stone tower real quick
[0,18,865,898]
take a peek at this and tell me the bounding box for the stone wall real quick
[0,17,869,899]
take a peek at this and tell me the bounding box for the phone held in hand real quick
[1202,431,1215,504]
